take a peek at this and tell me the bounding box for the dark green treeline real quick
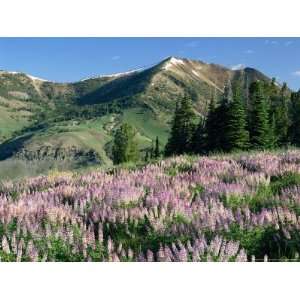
[165,79,300,156]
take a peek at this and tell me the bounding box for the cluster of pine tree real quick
[144,136,160,162]
[112,123,139,164]
[112,123,161,165]
[165,79,300,156]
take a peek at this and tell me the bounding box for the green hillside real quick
[0,57,279,179]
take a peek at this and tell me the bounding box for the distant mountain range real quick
[0,56,278,179]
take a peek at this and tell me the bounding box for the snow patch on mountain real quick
[26,74,48,82]
[163,57,185,70]
[231,64,245,71]
[0,70,48,82]
[80,68,143,82]
[192,70,201,77]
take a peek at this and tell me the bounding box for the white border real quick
[1,0,300,299]
[0,0,300,36]
[0,263,299,300]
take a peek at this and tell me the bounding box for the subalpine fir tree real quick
[248,81,270,149]
[290,90,300,146]
[191,116,207,154]
[225,81,249,151]
[165,97,196,156]
[112,123,139,164]
[205,93,220,152]
[276,83,289,147]
[154,136,160,158]
[164,102,179,156]
[150,140,154,159]
[210,81,232,152]
[268,112,277,149]
[144,150,149,162]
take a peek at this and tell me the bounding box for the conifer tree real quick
[276,83,289,147]
[165,97,196,156]
[268,112,277,149]
[248,81,270,149]
[150,140,154,159]
[144,150,149,162]
[226,81,249,151]
[112,123,138,164]
[205,93,220,152]
[290,90,300,146]
[154,136,160,158]
[191,116,207,154]
[209,81,232,152]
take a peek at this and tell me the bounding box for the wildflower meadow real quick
[1,151,300,262]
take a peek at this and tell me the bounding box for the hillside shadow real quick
[0,134,34,160]
[76,68,155,106]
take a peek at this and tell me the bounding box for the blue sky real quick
[0,38,299,90]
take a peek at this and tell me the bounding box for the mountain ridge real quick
[0,56,270,85]
[0,56,281,179]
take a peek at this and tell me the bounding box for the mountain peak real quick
[160,56,186,70]
[0,70,48,82]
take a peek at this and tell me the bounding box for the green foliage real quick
[112,123,139,164]
[225,224,300,260]
[204,94,218,152]
[249,81,271,149]
[270,172,300,194]
[165,97,196,156]
[154,136,160,158]
[225,81,250,151]
[222,184,275,212]
[289,90,300,146]
[272,83,290,147]
[191,116,207,154]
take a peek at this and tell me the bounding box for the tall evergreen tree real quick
[268,112,277,149]
[208,80,232,152]
[154,136,160,158]
[290,90,300,146]
[150,140,154,159]
[144,150,150,162]
[112,123,138,164]
[191,116,207,154]
[205,92,220,152]
[225,81,249,151]
[165,97,196,156]
[248,81,270,149]
[276,83,290,147]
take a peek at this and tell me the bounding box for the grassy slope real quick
[0,107,31,141]
[0,58,277,180]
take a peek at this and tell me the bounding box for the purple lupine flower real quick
[146,250,154,262]
[2,235,10,254]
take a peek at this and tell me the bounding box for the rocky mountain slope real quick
[0,57,275,179]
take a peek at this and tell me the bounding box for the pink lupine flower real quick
[157,244,166,262]
[2,235,10,254]
[112,253,120,262]
[146,250,154,262]
[107,237,114,254]
[177,247,188,262]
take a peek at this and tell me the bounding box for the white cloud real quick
[292,70,300,76]
[231,63,245,71]
[244,49,254,54]
[112,55,120,60]
[185,41,199,48]
[264,40,279,45]
[285,41,293,47]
